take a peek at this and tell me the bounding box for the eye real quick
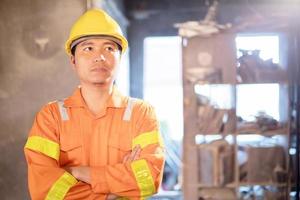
[83,46,93,51]
[105,45,117,52]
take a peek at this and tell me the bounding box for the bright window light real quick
[194,84,235,109]
[237,84,280,121]
[289,148,296,155]
[235,35,281,121]
[144,36,183,141]
[236,35,280,63]
[116,51,130,95]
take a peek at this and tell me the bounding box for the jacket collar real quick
[64,86,128,108]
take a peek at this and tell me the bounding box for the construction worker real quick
[24,9,165,200]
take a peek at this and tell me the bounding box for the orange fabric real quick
[24,86,165,200]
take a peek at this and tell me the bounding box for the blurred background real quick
[0,0,299,199]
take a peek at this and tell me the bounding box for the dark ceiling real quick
[123,0,299,28]
[124,0,299,13]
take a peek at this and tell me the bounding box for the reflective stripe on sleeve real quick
[123,98,135,121]
[132,131,163,150]
[57,101,69,121]
[45,172,78,200]
[131,159,156,198]
[25,136,60,161]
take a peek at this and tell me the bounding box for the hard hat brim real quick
[65,33,128,56]
[70,35,123,52]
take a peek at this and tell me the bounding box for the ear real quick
[70,55,76,70]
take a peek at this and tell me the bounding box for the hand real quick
[123,145,141,163]
[107,194,119,200]
[64,166,91,184]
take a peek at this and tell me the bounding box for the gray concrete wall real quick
[0,0,86,199]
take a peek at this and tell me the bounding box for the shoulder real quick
[35,100,60,120]
[131,98,154,111]
[130,98,157,120]
[128,98,159,134]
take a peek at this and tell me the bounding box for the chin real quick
[91,79,111,86]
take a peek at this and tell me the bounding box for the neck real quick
[80,82,113,116]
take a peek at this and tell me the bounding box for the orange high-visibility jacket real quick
[24,87,165,200]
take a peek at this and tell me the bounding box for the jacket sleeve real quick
[90,102,165,199]
[24,104,92,200]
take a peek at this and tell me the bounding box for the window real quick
[116,51,130,95]
[144,36,183,141]
[235,34,281,121]
[144,36,183,192]
[236,35,280,63]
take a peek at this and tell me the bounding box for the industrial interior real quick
[0,0,299,199]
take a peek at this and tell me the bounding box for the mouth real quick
[90,66,110,73]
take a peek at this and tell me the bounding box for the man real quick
[24,9,165,200]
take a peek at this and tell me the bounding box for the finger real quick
[132,146,141,160]
[131,145,141,161]
[123,154,130,163]
[128,145,139,162]
[64,167,73,173]
[123,146,139,163]
[107,194,118,200]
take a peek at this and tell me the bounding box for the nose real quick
[94,54,106,62]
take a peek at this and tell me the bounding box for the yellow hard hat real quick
[65,9,128,55]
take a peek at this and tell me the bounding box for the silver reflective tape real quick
[57,101,69,121]
[123,98,135,121]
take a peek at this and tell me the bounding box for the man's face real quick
[70,38,121,87]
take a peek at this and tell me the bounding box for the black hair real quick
[71,45,77,56]
[116,44,122,52]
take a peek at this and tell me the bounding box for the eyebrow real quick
[103,41,118,47]
[78,41,95,47]
[79,40,118,47]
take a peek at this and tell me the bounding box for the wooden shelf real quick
[197,182,287,188]
[238,182,287,187]
[237,127,289,136]
[182,32,291,200]
[195,127,288,136]
[237,81,289,85]
[197,183,237,188]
